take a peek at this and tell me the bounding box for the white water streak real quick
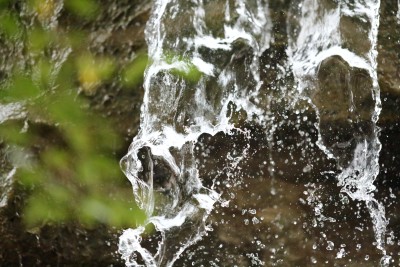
[288,0,388,263]
[398,0,400,23]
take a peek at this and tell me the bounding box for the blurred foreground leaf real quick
[77,54,115,94]
[0,11,21,39]
[64,0,98,19]
[0,0,147,230]
[122,52,148,88]
[0,74,41,102]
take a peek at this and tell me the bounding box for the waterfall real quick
[119,1,271,266]
[119,0,393,266]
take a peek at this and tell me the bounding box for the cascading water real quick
[119,0,397,266]
[287,0,391,265]
[119,1,271,266]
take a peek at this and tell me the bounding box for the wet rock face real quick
[313,55,375,164]
[0,186,125,266]
[137,146,178,195]
[340,14,372,56]
[175,125,382,266]
[315,56,374,122]
[377,1,400,96]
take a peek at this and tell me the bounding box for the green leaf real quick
[0,75,41,102]
[0,0,12,9]
[24,193,70,227]
[65,0,98,19]
[46,182,73,205]
[0,11,21,39]
[0,123,29,145]
[122,53,148,88]
[107,198,145,227]
[42,149,69,171]
[19,168,43,187]
[78,156,119,184]
[33,59,53,88]
[47,93,87,124]
[77,54,115,94]
[80,197,111,226]
[27,27,52,53]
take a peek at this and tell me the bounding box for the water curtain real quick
[119,0,391,266]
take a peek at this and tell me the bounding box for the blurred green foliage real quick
[0,0,147,229]
[122,52,148,88]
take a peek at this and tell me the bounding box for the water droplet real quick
[303,165,312,173]
[326,241,334,251]
[336,248,346,259]
[311,257,317,264]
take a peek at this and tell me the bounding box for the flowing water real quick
[287,0,390,264]
[1,0,397,266]
[119,0,397,266]
[119,1,272,265]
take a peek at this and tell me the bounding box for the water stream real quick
[119,0,390,266]
[117,0,395,266]
[119,1,272,265]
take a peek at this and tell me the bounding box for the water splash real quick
[287,0,390,264]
